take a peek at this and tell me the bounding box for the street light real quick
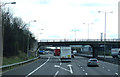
[0,2,16,76]
[64,33,67,41]
[72,29,79,41]
[83,23,93,40]
[10,2,16,4]
[37,29,44,42]
[98,11,113,59]
[98,11,113,40]
[0,2,16,7]
[27,20,36,58]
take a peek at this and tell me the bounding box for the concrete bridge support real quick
[91,45,99,58]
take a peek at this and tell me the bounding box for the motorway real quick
[2,54,119,77]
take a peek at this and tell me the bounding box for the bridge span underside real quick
[38,40,120,58]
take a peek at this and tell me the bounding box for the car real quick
[87,58,99,67]
[38,50,45,54]
[71,54,74,58]
[45,51,49,54]
[73,50,77,55]
[49,51,53,54]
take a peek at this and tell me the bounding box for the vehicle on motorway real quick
[45,51,52,54]
[71,54,74,58]
[87,58,99,67]
[48,51,53,54]
[54,49,60,56]
[38,50,45,54]
[60,47,71,62]
[73,50,77,55]
[111,48,120,59]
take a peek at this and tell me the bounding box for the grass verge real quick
[2,51,38,72]
[3,51,35,65]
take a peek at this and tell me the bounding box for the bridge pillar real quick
[91,45,99,58]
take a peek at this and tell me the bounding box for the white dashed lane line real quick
[79,65,88,75]
[60,62,62,65]
[54,71,59,77]
[107,69,110,71]
[83,69,85,71]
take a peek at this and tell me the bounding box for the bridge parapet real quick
[39,39,120,42]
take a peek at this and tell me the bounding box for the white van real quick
[111,48,120,59]
[60,47,71,62]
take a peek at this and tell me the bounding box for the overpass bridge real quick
[38,39,120,58]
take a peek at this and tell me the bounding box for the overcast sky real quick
[2,0,120,41]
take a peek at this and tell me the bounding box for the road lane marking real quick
[54,65,73,74]
[59,59,61,61]
[26,57,50,77]
[102,67,104,68]
[60,62,62,65]
[54,65,70,72]
[107,69,110,71]
[83,69,85,71]
[59,58,62,65]
[115,73,118,75]
[85,73,88,75]
[68,65,73,74]
[54,71,59,77]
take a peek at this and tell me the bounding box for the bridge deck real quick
[39,39,120,42]
[38,39,120,47]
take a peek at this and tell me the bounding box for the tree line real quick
[2,8,37,57]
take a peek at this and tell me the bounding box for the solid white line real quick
[59,59,61,61]
[59,66,70,72]
[69,65,73,74]
[54,65,70,72]
[115,73,118,75]
[55,65,73,74]
[25,57,50,77]
[85,73,88,75]
[54,71,59,77]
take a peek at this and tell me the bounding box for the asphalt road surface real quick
[2,54,119,77]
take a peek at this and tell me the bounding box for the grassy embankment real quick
[3,51,35,65]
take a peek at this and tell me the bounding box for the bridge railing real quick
[39,39,120,42]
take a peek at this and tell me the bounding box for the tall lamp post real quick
[83,23,93,40]
[98,11,113,59]
[72,29,79,41]
[64,33,67,41]
[0,2,16,76]
[0,2,16,7]
[37,29,44,42]
[27,20,36,58]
